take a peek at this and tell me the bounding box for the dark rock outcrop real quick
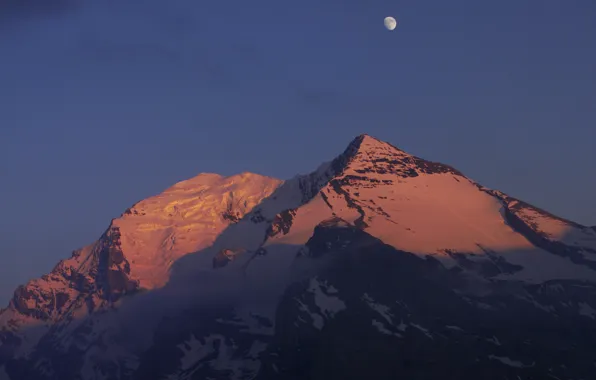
[95,226,139,301]
[259,224,596,380]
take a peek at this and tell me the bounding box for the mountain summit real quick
[1,135,596,380]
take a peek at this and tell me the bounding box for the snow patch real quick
[489,355,531,368]
[296,299,324,330]
[446,325,463,331]
[476,302,496,310]
[395,320,408,332]
[362,293,411,337]
[486,336,501,346]
[178,335,217,373]
[167,334,264,380]
[295,277,346,330]
[307,278,346,319]
[362,293,394,324]
[578,302,596,319]
[371,320,402,337]
[410,323,433,339]
[522,297,556,314]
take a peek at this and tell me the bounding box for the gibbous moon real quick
[384,16,397,31]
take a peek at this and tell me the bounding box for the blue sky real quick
[0,0,595,304]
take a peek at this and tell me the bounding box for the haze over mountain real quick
[1,134,595,380]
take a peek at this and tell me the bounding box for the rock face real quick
[1,134,596,380]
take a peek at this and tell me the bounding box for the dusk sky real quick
[0,0,594,304]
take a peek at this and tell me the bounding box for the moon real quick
[384,16,397,31]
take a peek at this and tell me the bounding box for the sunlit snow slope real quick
[0,173,281,367]
[229,134,596,284]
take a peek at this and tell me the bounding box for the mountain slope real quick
[236,134,596,283]
[0,172,282,378]
[1,134,596,380]
[258,221,596,380]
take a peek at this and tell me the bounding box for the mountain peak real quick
[331,134,461,181]
[353,133,389,144]
[347,134,406,156]
[352,133,382,144]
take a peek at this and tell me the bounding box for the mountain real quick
[1,134,596,380]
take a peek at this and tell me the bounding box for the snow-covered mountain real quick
[1,134,596,380]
